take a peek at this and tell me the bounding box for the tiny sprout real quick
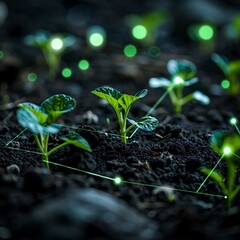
[200,131,240,210]
[17,94,91,169]
[24,31,76,79]
[212,53,240,96]
[149,59,210,113]
[92,86,159,143]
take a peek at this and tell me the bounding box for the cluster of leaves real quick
[149,59,210,113]
[92,86,159,144]
[17,94,91,169]
[200,131,240,210]
[24,31,75,79]
[212,53,240,96]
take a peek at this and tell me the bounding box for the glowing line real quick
[196,154,225,193]
[5,128,27,147]
[233,123,240,135]
[44,160,225,198]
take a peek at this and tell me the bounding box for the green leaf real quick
[200,167,227,193]
[118,89,148,112]
[167,59,197,80]
[128,116,159,131]
[59,132,91,152]
[41,94,76,124]
[192,91,210,105]
[17,108,61,134]
[149,77,171,88]
[18,102,48,124]
[212,53,229,76]
[91,86,123,111]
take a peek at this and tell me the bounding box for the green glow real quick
[0,50,4,59]
[223,146,232,155]
[27,73,37,82]
[173,76,184,85]
[221,79,230,89]
[198,25,214,40]
[114,176,122,185]
[132,25,147,39]
[230,117,237,125]
[61,68,72,78]
[50,37,64,51]
[123,44,137,57]
[78,59,89,70]
[148,46,161,57]
[89,33,104,47]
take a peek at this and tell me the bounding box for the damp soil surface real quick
[1,1,240,240]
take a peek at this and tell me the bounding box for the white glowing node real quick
[223,147,231,155]
[50,38,64,51]
[173,76,184,85]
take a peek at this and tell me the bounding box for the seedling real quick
[91,86,158,144]
[149,59,210,113]
[200,131,240,210]
[17,94,91,169]
[24,31,75,79]
[212,53,240,96]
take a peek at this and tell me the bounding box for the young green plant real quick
[212,53,240,96]
[17,94,91,169]
[149,59,210,113]
[24,31,75,79]
[91,86,158,144]
[200,131,240,210]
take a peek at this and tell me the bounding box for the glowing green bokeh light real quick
[27,73,37,82]
[50,37,64,51]
[89,33,104,47]
[198,25,214,40]
[173,76,184,85]
[221,79,230,89]
[113,176,122,185]
[223,146,232,155]
[230,117,237,125]
[132,25,147,39]
[124,44,137,58]
[61,68,72,78]
[78,59,89,71]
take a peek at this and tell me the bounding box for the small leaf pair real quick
[17,94,91,169]
[92,86,159,143]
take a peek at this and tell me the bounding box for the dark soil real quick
[1,0,240,240]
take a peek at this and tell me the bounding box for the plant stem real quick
[47,142,69,156]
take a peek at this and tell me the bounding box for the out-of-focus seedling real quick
[212,53,240,96]
[149,59,210,113]
[91,86,159,144]
[17,94,91,169]
[200,131,240,210]
[24,31,75,79]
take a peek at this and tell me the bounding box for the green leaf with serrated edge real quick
[59,132,91,152]
[167,59,196,80]
[18,102,48,124]
[128,116,159,131]
[212,53,229,76]
[91,86,123,111]
[200,167,227,194]
[41,94,76,124]
[17,108,61,134]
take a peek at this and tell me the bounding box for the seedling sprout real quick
[24,31,76,79]
[149,59,210,113]
[91,86,159,143]
[17,94,91,169]
[212,53,240,96]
